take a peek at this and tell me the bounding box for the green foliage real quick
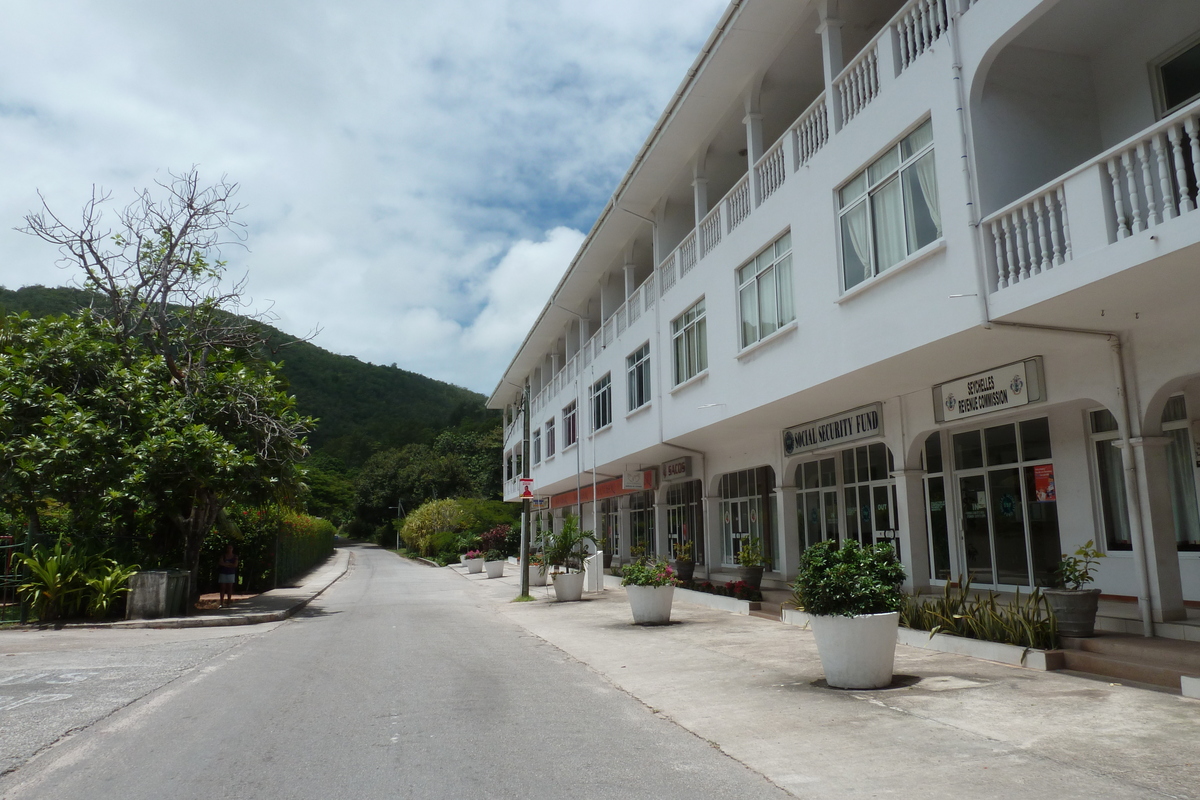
[200,506,334,592]
[671,541,694,561]
[16,539,138,621]
[735,538,768,568]
[545,514,595,574]
[484,549,504,561]
[792,540,906,617]
[480,525,512,557]
[400,499,472,557]
[620,560,679,587]
[1053,539,1105,590]
[900,576,1057,651]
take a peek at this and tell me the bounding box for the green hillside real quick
[0,285,492,468]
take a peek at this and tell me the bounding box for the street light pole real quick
[389,500,405,551]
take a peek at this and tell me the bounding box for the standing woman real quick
[218,544,239,607]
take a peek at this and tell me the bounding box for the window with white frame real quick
[1162,395,1200,550]
[671,298,707,386]
[532,428,542,465]
[738,231,795,348]
[563,401,577,448]
[627,342,650,411]
[545,418,556,458]
[590,373,612,431]
[1156,35,1200,117]
[838,119,942,290]
[1089,409,1131,552]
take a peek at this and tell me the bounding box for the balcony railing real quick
[984,97,1200,291]
[792,93,829,168]
[896,0,952,73]
[522,1,986,459]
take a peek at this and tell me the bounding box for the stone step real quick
[748,602,782,621]
[1058,650,1188,691]
[1060,633,1200,673]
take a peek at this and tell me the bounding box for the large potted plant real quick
[791,539,906,689]
[621,560,679,624]
[546,514,595,602]
[525,551,549,586]
[735,538,767,589]
[483,549,506,579]
[463,549,484,574]
[1044,540,1104,638]
[671,540,695,583]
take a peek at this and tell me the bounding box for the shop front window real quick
[947,417,1060,587]
[719,467,774,567]
[1162,395,1200,550]
[665,480,704,564]
[629,490,655,558]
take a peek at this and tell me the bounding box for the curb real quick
[30,549,352,632]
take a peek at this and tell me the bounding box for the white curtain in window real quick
[913,151,941,235]
[841,202,871,287]
[1095,440,1131,548]
[1165,428,1200,545]
[873,178,907,270]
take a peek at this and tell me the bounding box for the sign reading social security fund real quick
[783,403,883,457]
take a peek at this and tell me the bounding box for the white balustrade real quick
[658,250,677,295]
[726,175,752,233]
[792,94,829,168]
[679,232,698,275]
[628,287,641,323]
[754,141,786,206]
[985,184,1070,290]
[699,206,722,257]
[834,45,880,127]
[895,0,950,72]
[1104,106,1200,239]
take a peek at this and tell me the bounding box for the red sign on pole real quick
[519,478,534,499]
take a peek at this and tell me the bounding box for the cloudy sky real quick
[0,0,727,394]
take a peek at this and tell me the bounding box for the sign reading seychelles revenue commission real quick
[933,357,1046,423]
[783,403,883,457]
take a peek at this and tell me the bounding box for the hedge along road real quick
[0,544,793,800]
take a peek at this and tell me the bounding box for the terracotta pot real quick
[737,565,764,589]
[1044,588,1101,637]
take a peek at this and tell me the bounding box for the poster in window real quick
[1033,464,1056,502]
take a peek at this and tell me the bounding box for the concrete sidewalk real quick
[452,561,1200,800]
[90,546,351,630]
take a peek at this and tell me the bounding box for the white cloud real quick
[0,0,728,393]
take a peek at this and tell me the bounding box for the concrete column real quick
[704,494,724,577]
[817,1,845,132]
[774,487,800,579]
[1131,437,1187,622]
[617,495,631,564]
[624,264,637,299]
[692,152,709,225]
[893,469,931,592]
[654,501,669,560]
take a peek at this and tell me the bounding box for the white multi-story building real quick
[488,0,1200,636]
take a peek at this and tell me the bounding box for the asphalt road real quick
[0,546,792,800]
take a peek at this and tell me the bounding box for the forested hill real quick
[0,285,492,468]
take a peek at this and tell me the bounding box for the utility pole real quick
[390,500,405,551]
[519,380,531,597]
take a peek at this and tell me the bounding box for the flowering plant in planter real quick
[464,550,483,560]
[620,560,678,587]
[484,549,505,562]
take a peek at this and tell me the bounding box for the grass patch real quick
[512,594,535,603]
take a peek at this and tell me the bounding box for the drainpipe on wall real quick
[987,322,1155,638]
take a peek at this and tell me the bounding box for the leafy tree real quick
[17,172,313,596]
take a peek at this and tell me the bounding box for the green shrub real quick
[792,540,905,617]
[400,499,472,556]
[16,539,138,621]
[900,576,1056,650]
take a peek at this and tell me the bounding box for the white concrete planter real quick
[626,585,675,624]
[484,560,505,579]
[465,558,484,574]
[525,563,548,586]
[552,571,585,602]
[809,611,899,689]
